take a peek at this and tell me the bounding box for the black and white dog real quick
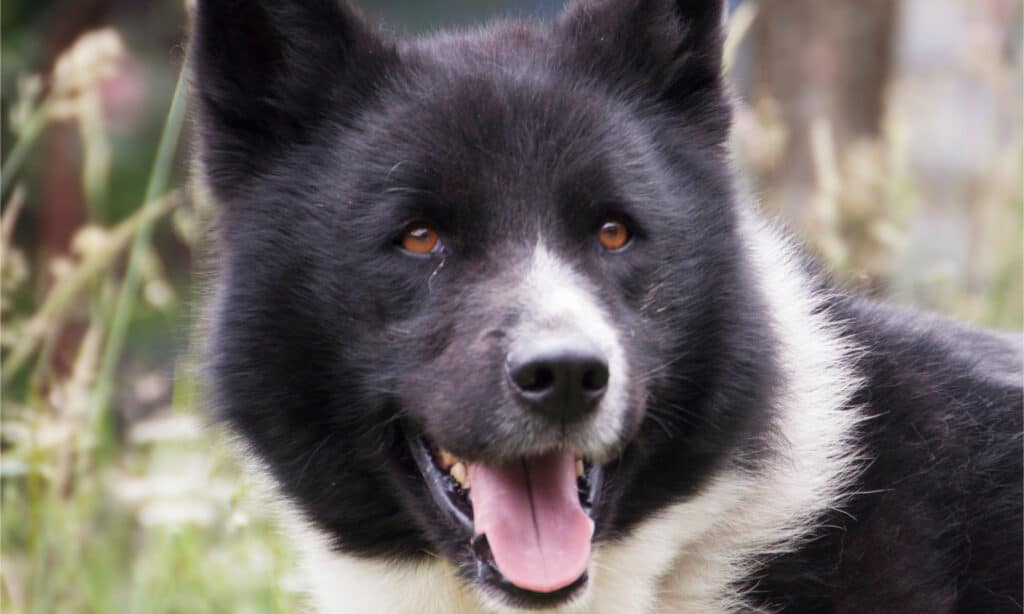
[190,0,1023,611]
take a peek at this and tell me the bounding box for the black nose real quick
[506,336,609,423]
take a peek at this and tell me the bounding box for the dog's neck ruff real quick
[280,208,864,614]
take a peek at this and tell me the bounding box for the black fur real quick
[753,300,1023,613]
[190,0,1023,611]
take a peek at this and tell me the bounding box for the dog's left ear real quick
[554,0,729,143]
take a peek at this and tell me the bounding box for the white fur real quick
[514,243,631,459]
[272,210,864,613]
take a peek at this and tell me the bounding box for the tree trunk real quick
[749,0,899,210]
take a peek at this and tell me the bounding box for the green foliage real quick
[1,26,302,614]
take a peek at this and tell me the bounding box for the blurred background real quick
[1,1,1021,612]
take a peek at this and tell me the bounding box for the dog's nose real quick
[506,336,609,423]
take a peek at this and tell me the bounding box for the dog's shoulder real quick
[841,296,1021,388]
[754,296,1023,613]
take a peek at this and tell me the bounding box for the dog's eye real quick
[401,224,441,254]
[598,218,631,251]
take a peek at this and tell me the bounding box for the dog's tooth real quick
[450,462,469,489]
[576,459,584,478]
[437,449,459,469]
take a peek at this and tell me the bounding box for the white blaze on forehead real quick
[517,243,630,457]
[522,246,615,337]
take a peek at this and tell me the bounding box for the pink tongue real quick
[467,451,593,593]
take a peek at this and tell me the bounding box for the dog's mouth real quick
[407,432,603,606]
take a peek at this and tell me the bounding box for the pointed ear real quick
[189,0,396,198]
[554,0,729,142]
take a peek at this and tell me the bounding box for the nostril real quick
[581,363,609,392]
[506,336,610,423]
[514,363,556,393]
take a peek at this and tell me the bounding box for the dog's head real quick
[193,0,777,608]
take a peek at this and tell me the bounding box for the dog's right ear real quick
[554,0,729,146]
[190,0,395,200]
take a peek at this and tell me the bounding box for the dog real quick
[189,0,1023,612]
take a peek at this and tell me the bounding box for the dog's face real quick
[194,0,777,608]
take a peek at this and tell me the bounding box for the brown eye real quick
[401,224,440,254]
[598,219,631,251]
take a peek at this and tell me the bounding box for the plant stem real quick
[1,185,27,247]
[2,190,182,383]
[0,98,52,198]
[724,2,759,75]
[88,68,188,453]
